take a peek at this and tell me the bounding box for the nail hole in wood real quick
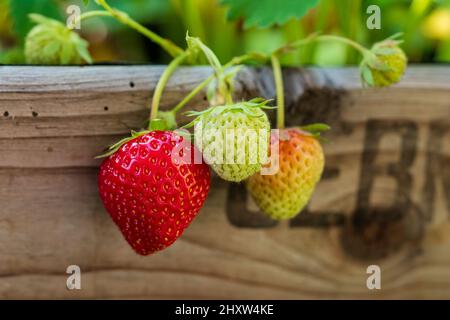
[129,81,135,88]
[32,111,38,117]
[3,111,9,117]
[104,106,109,111]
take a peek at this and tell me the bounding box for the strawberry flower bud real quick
[360,36,407,87]
[25,14,92,65]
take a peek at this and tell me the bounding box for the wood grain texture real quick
[0,66,449,299]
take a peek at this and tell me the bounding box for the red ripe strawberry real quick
[98,130,210,255]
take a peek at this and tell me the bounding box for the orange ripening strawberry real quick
[98,130,210,255]
[246,125,327,220]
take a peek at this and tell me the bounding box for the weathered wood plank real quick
[1,169,449,299]
[0,66,449,299]
[1,66,449,139]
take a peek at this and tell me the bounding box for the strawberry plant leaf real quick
[220,0,320,28]
[83,0,90,6]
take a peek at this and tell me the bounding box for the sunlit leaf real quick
[220,0,320,28]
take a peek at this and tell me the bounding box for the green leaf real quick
[220,0,320,28]
[83,0,90,6]
[9,0,62,43]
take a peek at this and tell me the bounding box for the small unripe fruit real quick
[360,38,407,88]
[25,14,92,65]
[247,128,325,220]
[187,99,272,182]
[371,43,407,87]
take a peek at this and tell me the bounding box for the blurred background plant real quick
[1,0,449,65]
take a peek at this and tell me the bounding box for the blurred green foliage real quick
[1,0,450,64]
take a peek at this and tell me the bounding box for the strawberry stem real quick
[150,51,190,124]
[274,33,370,58]
[96,0,183,58]
[187,35,235,106]
[308,35,369,57]
[314,35,369,56]
[271,54,285,129]
[74,10,113,26]
[171,75,212,114]
[170,53,266,115]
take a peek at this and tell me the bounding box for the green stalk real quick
[314,35,368,56]
[187,36,238,106]
[170,35,368,118]
[171,76,212,114]
[276,32,320,55]
[170,53,266,115]
[78,10,113,22]
[277,34,369,58]
[270,54,285,129]
[150,51,190,122]
[96,0,183,58]
[70,10,113,28]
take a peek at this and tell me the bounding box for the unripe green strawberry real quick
[361,37,407,87]
[247,127,325,220]
[187,99,271,182]
[25,14,92,65]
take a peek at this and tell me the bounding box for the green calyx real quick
[156,111,178,130]
[25,14,92,65]
[297,123,331,142]
[95,129,150,159]
[299,123,331,136]
[96,119,170,159]
[148,118,168,131]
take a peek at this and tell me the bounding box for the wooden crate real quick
[0,66,449,299]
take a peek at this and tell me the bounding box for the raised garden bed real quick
[0,65,449,299]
